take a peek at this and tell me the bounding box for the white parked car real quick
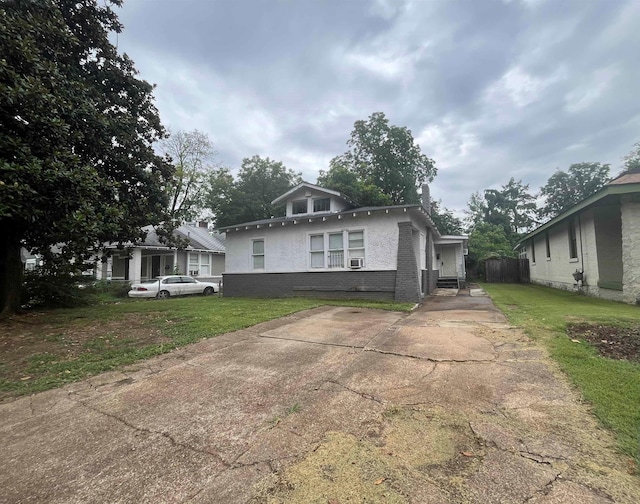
[128,275,220,299]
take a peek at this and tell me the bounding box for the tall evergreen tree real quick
[0,0,173,316]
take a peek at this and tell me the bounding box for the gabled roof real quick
[271,181,358,207]
[516,174,640,247]
[175,225,226,252]
[108,225,225,253]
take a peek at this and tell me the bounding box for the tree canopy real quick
[0,0,172,315]
[206,156,301,228]
[622,142,640,175]
[163,129,217,221]
[464,178,536,243]
[316,158,391,207]
[328,112,436,205]
[430,200,463,236]
[466,222,517,277]
[538,162,611,221]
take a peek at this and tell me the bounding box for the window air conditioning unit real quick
[349,257,364,269]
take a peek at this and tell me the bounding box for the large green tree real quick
[206,156,301,228]
[163,129,217,221]
[0,0,173,316]
[430,200,463,236]
[464,178,536,243]
[329,112,436,205]
[538,162,610,221]
[466,222,517,278]
[316,158,391,206]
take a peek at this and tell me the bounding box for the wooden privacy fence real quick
[485,258,530,283]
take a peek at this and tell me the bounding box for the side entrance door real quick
[439,246,458,277]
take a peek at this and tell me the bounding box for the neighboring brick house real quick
[95,223,226,285]
[516,172,640,304]
[219,182,447,303]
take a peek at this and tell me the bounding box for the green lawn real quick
[0,296,413,400]
[482,283,640,464]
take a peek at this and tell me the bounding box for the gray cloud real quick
[115,0,640,215]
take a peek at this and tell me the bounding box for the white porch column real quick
[100,259,109,280]
[128,249,142,284]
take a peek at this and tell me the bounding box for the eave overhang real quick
[515,182,640,248]
[219,204,440,237]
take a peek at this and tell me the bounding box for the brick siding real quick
[223,270,397,301]
[394,222,421,303]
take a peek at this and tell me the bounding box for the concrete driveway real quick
[1,291,638,503]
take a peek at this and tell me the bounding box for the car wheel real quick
[203,286,214,296]
[157,290,170,299]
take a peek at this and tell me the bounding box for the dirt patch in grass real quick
[567,323,640,362]
[0,311,169,400]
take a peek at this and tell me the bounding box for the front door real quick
[439,246,457,277]
[151,256,161,278]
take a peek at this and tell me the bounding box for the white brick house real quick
[220,182,443,302]
[516,172,640,304]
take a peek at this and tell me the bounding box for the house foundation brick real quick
[223,271,397,301]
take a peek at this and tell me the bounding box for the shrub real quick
[22,266,96,309]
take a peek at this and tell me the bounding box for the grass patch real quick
[482,283,640,465]
[0,296,412,400]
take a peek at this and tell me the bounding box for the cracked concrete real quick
[1,295,638,503]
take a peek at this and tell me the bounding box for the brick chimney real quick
[421,184,431,214]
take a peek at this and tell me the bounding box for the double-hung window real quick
[328,233,344,268]
[310,234,325,268]
[568,221,578,259]
[348,231,364,260]
[545,232,551,259]
[189,253,212,276]
[309,230,364,269]
[252,239,265,269]
[531,239,536,264]
[189,253,199,275]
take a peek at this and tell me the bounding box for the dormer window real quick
[292,200,307,214]
[313,198,330,212]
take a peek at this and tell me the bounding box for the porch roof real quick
[515,176,640,247]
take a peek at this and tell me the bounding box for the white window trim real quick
[312,197,331,213]
[188,252,213,276]
[306,228,366,270]
[252,238,266,271]
[291,199,308,215]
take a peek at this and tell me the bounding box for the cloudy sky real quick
[115,0,640,214]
